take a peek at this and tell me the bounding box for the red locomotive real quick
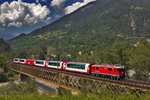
[91,65,125,79]
[13,58,126,79]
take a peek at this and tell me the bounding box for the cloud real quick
[50,0,96,16]
[50,0,67,16]
[0,0,50,29]
[65,0,96,14]
[8,22,23,28]
[36,0,47,3]
[41,0,47,2]
[44,17,51,24]
[36,0,39,3]
[51,0,67,8]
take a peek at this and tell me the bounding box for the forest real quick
[1,38,150,82]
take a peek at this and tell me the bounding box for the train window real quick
[96,67,99,70]
[108,68,112,71]
[114,68,116,72]
[20,59,24,62]
[92,67,95,69]
[36,61,44,65]
[67,64,85,69]
[31,60,33,63]
[118,68,124,72]
[15,59,18,61]
[48,62,60,66]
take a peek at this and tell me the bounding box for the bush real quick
[0,79,37,95]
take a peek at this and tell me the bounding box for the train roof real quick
[21,58,26,60]
[92,64,124,68]
[47,60,64,62]
[47,61,63,63]
[35,60,46,61]
[67,62,92,65]
[14,58,19,59]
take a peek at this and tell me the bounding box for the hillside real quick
[0,38,10,53]
[9,0,150,53]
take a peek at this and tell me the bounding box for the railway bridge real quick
[9,62,150,99]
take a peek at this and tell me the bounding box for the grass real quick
[0,93,150,100]
[0,68,4,73]
[0,79,150,100]
[0,94,99,100]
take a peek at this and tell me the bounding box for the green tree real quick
[129,39,150,81]
[9,49,29,60]
[100,41,134,69]
[0,55,8,82]
[0,55,6,69]
[28,47,39,59]
[75,50,93,63]
[0,38,10,53]
[38,43,47,60]
[46,46,56,60]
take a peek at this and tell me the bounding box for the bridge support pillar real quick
[19,73,30,82]
[56,87,60,96]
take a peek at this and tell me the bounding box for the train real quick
[13,58,126,79]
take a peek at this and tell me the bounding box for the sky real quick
[0,0,96,40]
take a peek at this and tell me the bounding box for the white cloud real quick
[46,17,51,21]
[36,0,47,3]
[0,0,50,29]
[41,0,47,2]
[65,0,96,14]
[8,22,23,28]
[44,17,51,24]
[50,0,67,16]
[51,0,67,8]
[18,0,22,3]
[36,0,39,3]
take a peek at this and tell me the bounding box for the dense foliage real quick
[8,39,150,81]
[0,39,15,82]
[129,39,150,80]
[0,38,10,53]
[0,79,37,95]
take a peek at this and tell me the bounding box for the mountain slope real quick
[9,0,150,53]
[125,0,149,4]
[0,39,10,53]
